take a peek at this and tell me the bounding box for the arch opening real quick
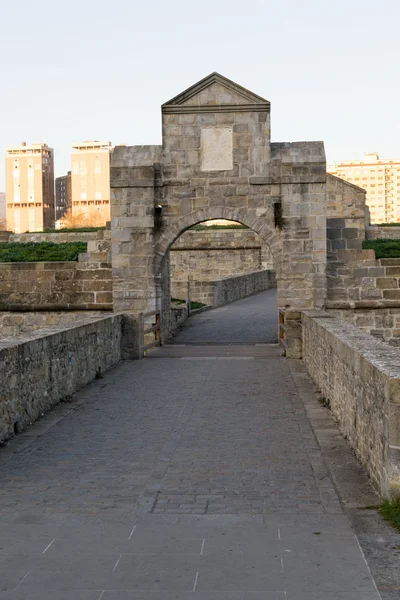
[157,218,279,345]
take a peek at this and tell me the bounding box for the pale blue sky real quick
[1,0,399,190]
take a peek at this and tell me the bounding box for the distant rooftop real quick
[328,152,400,169]
[6,142,52,154]
[72,141,112,151]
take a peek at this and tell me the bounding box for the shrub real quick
[362,239,400,259]
[0,242,87,262]
[379,498,400,532]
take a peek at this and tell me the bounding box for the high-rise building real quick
[71,141,111,224]
[55,171,72,220]
[0,192,5,222]
[328,153,400,224]
[5,142,55,233]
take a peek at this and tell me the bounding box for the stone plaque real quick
[201,127,233,171]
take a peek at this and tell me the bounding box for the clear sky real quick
[1,0,399,190]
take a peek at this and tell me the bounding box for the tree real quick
[58,208,107,229]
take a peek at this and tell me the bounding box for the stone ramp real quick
[147,343,282,359]
[0,339,381,598]
[168,289,278,346]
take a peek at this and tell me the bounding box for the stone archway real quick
[110,72,328,357]
[155,208,281,275]
[157,212,279,342]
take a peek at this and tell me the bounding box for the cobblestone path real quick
[0,296,381,598]
[169,288,278,344]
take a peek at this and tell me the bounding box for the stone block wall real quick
[110,73,329,358]
[302,311,400,497]
[366,226,400,240]
[0,311,111,338]
[0,232,11,243]
[0,231,113,311]
[0,262,112,310]
[0,315,122,444]
[168,304,189,337]
[9,230,106,244]
[326,256,400,308]
[326,308,400,346]
[170,228,273,285]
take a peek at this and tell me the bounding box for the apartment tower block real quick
[5,142,55,233]
[55,171,72,220]
[328,153,400,224]
[71,141,111,224]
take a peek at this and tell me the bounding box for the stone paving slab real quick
[0,295,384,598]
[168,289,278,345]
[149,344,282,359]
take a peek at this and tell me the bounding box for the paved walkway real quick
[0,294,382,599]
[169,288,278,344]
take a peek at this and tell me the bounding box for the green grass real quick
[171,297,207,309]
[378,498,400,532]
[190,224,248,231]
[362,239,400,259]
[0,242,87,262]
[374,223,400,227]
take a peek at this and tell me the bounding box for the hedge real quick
[0,242,87,262]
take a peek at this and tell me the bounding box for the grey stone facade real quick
[110,73,328,357]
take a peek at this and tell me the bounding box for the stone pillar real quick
[110,146,162,314]
[271,142,327,358]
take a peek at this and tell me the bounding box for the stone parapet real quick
[302,311,400,497]
[0,315,123,444]
[0,261,112,310]
[326,307,400,347]
[366,226,400,240]
[8,230,107,244]
[0,231,11,243]
[0,311,111,338]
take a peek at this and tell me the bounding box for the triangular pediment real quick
[162,72,270,114]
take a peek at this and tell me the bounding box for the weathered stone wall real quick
[0,232,113,311]
[0,232,11,243]
[172,269,276,307]
[325,175,400,311]
[326,256,400,308]
[0,262,112,310]
[168,304,189,337]
[111,73,329,358]
[170,228,273,285]
[0,311,111,338]
[327,307,400,346]
[366,226,400,240]
[9,230,106,243]
[302,311,400,497]
[0,315,122,444]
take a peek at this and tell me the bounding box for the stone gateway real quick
[110,73,351,357]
